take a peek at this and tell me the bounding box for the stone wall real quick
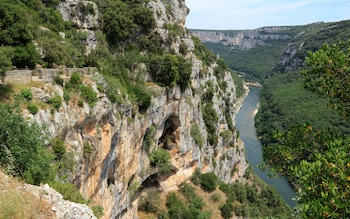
[4,70,32,84]
[3,67,96,84]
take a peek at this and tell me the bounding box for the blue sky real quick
[186,0,350,30]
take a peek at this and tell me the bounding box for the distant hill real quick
[191,20,350,81]
[191,20,350,144]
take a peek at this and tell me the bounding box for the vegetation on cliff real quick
[262,41,350,218]
[139,169,292,218]
[199,20,350,217]
[0,0,277,218]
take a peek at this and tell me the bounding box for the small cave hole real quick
[159,115,180,150]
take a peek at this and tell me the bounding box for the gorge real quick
[8,0,350,218]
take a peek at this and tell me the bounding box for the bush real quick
[220,130,233,145]
[191,124,203,148]
[91,206,104,219]
[79,85,98,106]
[49,95,62,109]
[63,91,71,102]
[20,88,33,101]
[199,172,217,192]
[49,181,88,204]
[138,188,160,213]
[78,100,84,107]
[0,104,54,185]
[51,137,66,160]
[83,142,94,158]
[149,54,192,90]
[220,202,233,219]
[66,72,82,90]
[142,125,156,152]
[54,75,64,86]
[150,148,172,174]
[210,193,221,202]
[27,103,38,114]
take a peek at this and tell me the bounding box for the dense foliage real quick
[0,104,53,185]
[303,41,350,117]
[256,71,350,145]
[262,41,350,218]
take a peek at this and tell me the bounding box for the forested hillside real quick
[197,20,350,218]
[0,1,293,218]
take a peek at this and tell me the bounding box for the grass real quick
[0,171,53,219]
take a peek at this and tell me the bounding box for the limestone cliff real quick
[191,27,291,50]
[23,0,249,218]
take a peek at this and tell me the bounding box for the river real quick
[235,86,297,208]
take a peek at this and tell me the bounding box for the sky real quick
[185,0,350,30]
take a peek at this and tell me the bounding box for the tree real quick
[199,172,217,192]
[150,148,172,174]
[0,104,54,185]
[0,1,34,45]
[302,41,350,117]
[101,0,136,45]
[0,46,15,78]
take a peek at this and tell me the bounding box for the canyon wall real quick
[21,0,249,218]
[191,27,291,50]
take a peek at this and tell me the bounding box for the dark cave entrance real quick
[158,115,180,150]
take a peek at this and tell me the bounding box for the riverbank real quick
[235,82,262,114]
[235,86,297,208]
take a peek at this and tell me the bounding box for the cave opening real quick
[159,115,180,150]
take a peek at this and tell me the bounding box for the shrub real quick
[27,103,38,114]
[220,202,233,219]
[49,95,62,109]
[78,99,84,107]
[142,125,156,152]
[220,130,233,145]
[202,103,218,146]
[83,142,94,158]
[191,168,201,185]
[0,104,54,185]
[20,88,33,101]
[66,72,82,90]
[63,90,71,102]
[210,193,221,202]
[49,181,88,204]
[150,148,172,174]
[149,54,192,90]
[138,188,160,213]
[54,75,64,86]
[91,206,104,219]
[79,85,98,106]
[191,124,203,148]
[51,137,66,160]
[200,172,217,192]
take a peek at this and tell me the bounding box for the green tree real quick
[267,125,350,218]
[303,41,350,117]
[101,0,136,45]
[0,46,15,77]
[0,104,54,185]
[150,148,172,174]
[199,172,217,192]
[0,1,34,45]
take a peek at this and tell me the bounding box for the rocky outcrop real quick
[191,27,291,50]
[58,0,99,54]
[24,1,249,218]
[0,171,96,219]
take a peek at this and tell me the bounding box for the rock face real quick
[26,1,249,218]
[0,171,96,219]
[58,0,99,54]
[191,27,291,50]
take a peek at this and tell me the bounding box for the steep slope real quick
[15,1,247,218]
